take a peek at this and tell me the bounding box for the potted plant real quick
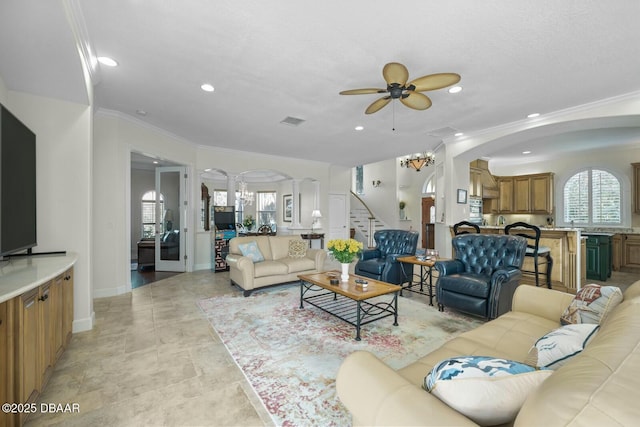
[399,201,406,220]
[327,238,363,281]
[243,215,255,231]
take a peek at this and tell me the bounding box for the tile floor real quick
[24,265,639,426]
[26,270,274,427]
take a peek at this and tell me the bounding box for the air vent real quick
[428,126,460,138]
[280,116,306,126]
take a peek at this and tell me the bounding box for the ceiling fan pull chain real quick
[392,101,396,131]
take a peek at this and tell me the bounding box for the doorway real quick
[130,153,187,287]
[421,197,436,249]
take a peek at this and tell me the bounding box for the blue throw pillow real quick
[238,241,264,263]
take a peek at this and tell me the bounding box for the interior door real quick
[327,193,348,242]
[155,166,187,272]
[422,197,435,249]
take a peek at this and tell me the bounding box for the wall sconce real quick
[372,180,381,187]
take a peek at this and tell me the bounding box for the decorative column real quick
[290,179,302,229]
[226,174,237,207]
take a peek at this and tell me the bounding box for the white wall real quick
[93,111,351,293]
[6,91,93,332]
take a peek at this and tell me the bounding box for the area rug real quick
[197,284,483,427]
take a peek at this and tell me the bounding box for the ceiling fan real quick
[339,62,461,114]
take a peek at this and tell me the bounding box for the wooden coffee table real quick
[298,271,401,341]
[397,255,441,306]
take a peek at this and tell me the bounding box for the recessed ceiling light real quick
[448,86,463,94]
[355,126,364,131]
[454,132,464,137]
[153,160,159,164]
[201,83,215,92]
[97,56,118,67]
[522,151,532,154]
[527,113,540,118]
[136,109,147,116]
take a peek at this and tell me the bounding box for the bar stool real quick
[504,222,553,288]
[453,221,481,235]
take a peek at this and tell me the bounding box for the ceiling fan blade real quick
[383,62,409,86]
[365,97,392,114]
[409,73,461,92]
[400,92,432,110]
[339,88,387,95]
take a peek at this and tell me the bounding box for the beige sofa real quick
[336,281,640,426]
[225,235,326,296]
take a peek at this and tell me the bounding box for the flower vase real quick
[340,263,350,282]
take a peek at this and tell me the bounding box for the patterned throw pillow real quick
[288,239,307,258]
[424,356,552,426]
[560,284,623,325]
[525,324,599,370]
[238,241,264,263]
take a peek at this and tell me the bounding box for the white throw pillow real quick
[525,323,599,369]
[238,241,265,262]
[424,356,552,426]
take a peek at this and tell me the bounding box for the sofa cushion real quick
[425,356,552,426]
[560,284,623,325]
[279,257,315,273]
[238,241,265,262]
[288,239,308,258]
[253,260,289,278]
[525,323,599,369]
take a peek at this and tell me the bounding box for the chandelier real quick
[238,180,254,206]
[400,152,435,172]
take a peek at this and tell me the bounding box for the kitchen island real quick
[449,225,584,293]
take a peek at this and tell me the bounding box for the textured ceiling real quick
[1,0,640,167]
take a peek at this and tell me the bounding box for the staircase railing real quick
[350,191,386,248]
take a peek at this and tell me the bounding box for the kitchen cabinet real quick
[14,287,40,410]
[622,234,640,271]
[0,301,8,427]
[469,167,483,198]
[496,173,554,214]
[497,177,514,213]
[612,234,622,271]
[633,163,640,213]
[585,234,612,281]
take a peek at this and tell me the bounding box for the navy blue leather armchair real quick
[435,234,527,319]
[355,229,419,285]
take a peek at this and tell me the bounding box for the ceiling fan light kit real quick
[400,152,435,172]
[340,62,460,115]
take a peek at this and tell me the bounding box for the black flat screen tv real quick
[0,103,37,257]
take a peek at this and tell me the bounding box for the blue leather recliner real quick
[435,234,527,319]
[355,229,419,285]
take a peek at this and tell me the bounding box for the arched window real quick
[563,168,621,226]
[141,190,164,238]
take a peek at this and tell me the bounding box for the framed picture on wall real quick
[283,194,293,222]
[457,189,468,204]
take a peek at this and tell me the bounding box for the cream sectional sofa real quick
[225,235,326,296]
[336,281,640,426]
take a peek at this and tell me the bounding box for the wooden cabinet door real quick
[0,301,8,427]
[531,174,553,214]
[51,275,64,362]
[633,163,640,213]
[469,168,482,197]
[38,282,53,390]
[513,176,530,212]
[622,235,640,269]
[497,178,514,213]
[16,288,39,406]
[62,268,74,347]
[612,234,622,271]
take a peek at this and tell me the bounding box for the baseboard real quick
[93,284,128,298]
[72,311,95,332]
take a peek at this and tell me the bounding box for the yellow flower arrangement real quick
[327,238,363,263]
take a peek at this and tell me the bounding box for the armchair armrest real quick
[225,253,255,273]
[336,351,477,426]
[488,267,523,319]
[434,259,465,276]
[360,249,381,261]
